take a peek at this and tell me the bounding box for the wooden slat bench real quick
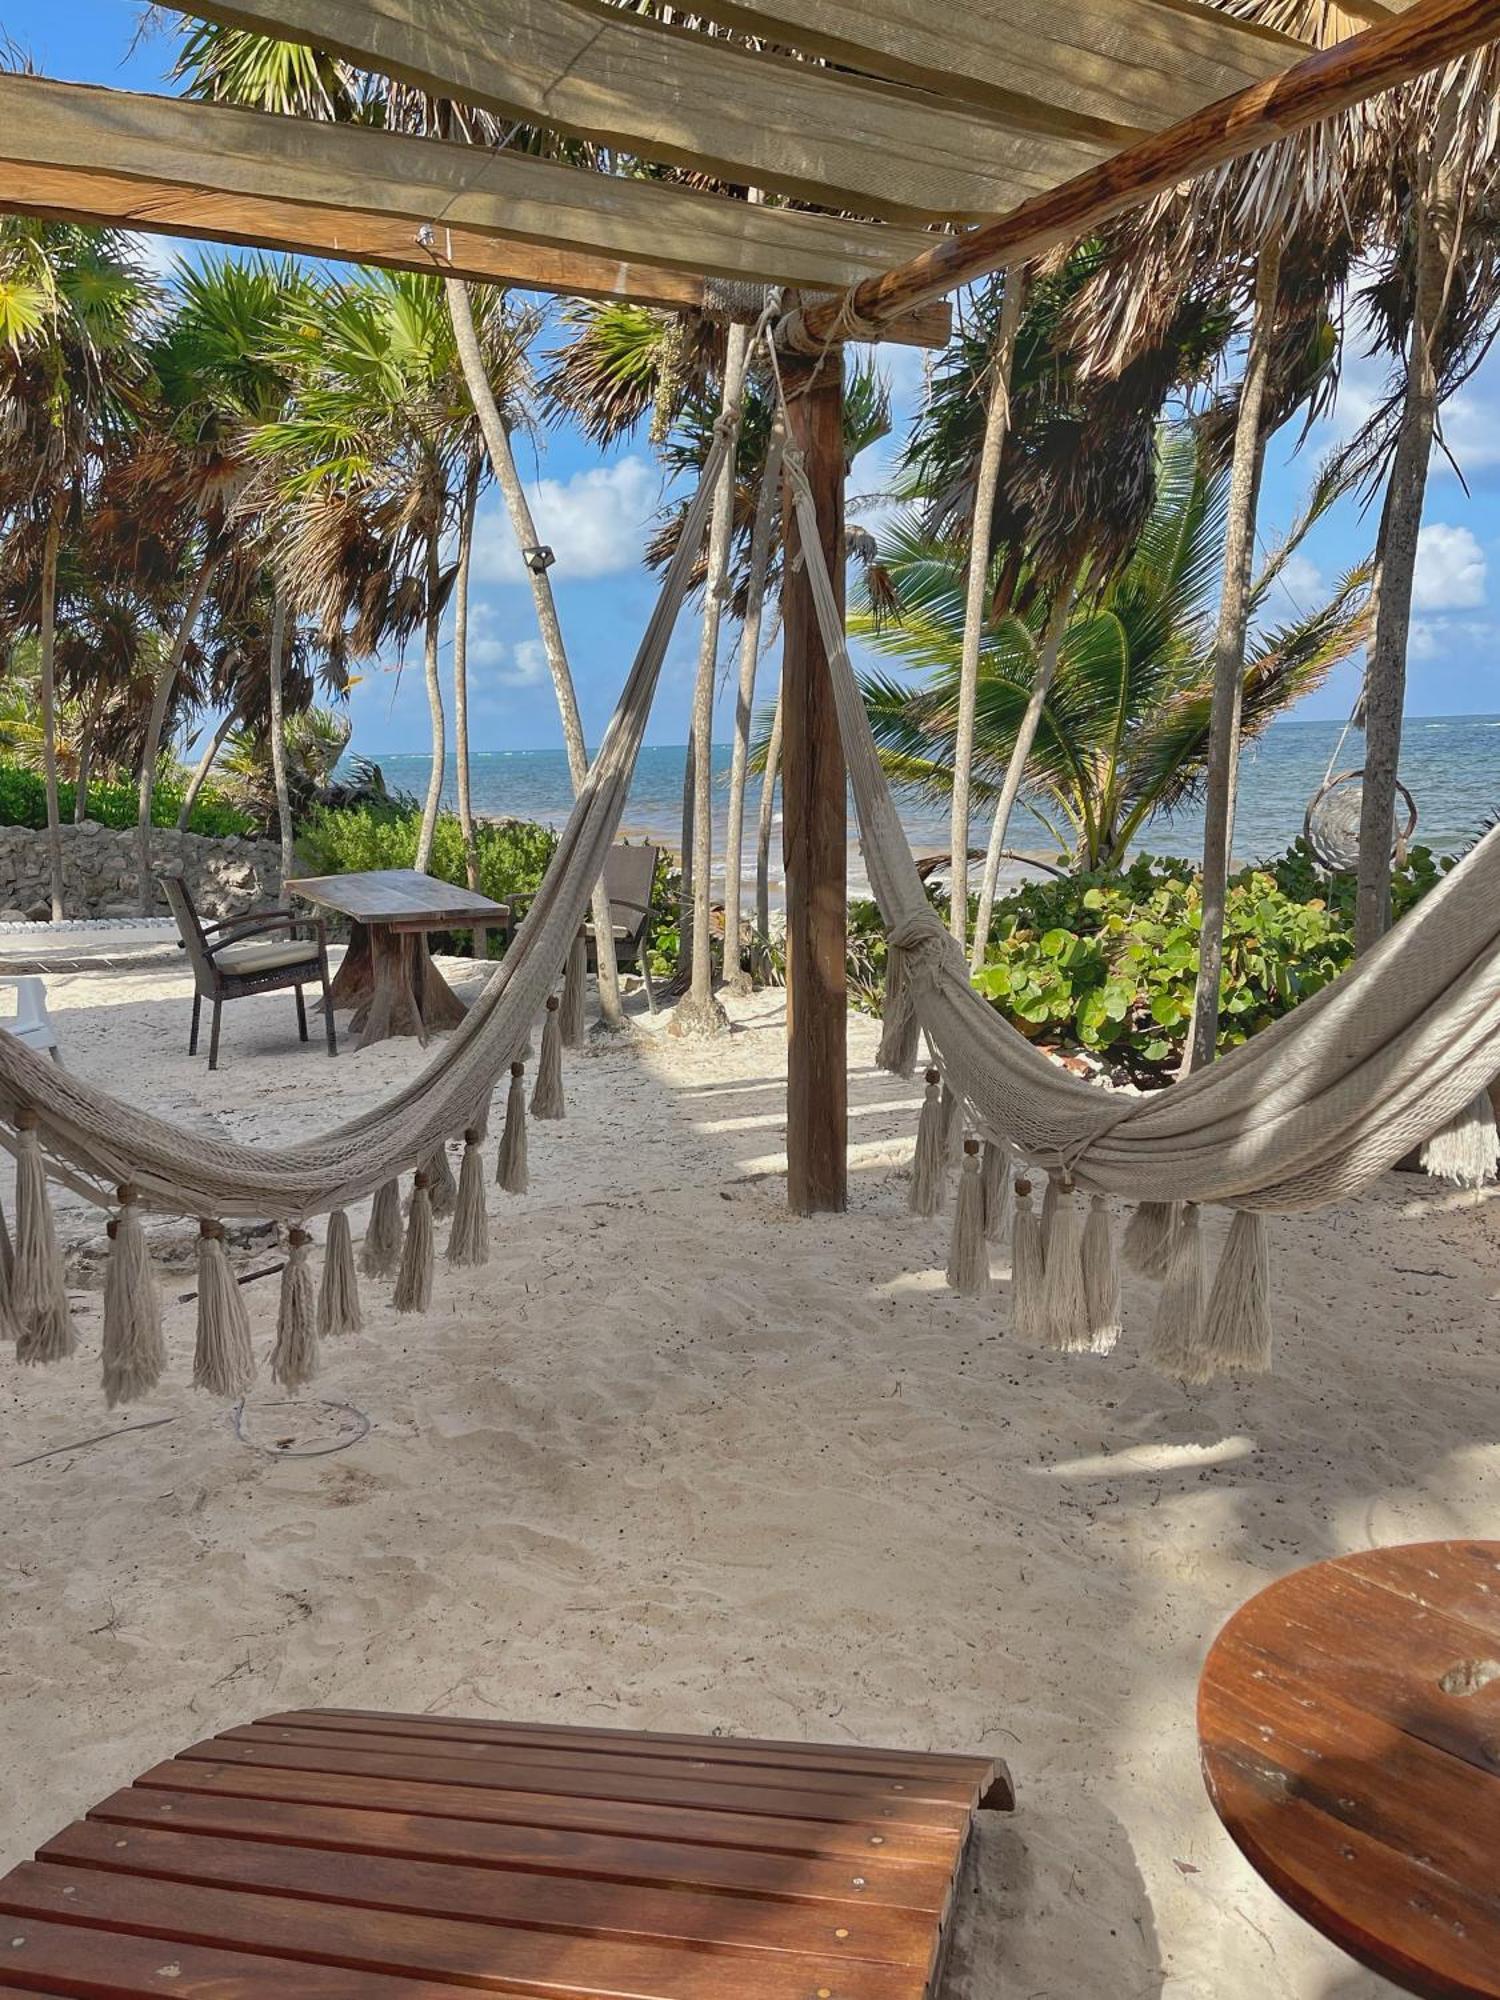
[0,1708,1012,1998]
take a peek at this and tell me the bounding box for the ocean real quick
[365,713,1500,897]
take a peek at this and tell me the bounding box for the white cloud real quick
[1436,389,1500,479]
[472,458,661,585]
[1413,522,1487,612]
[1273,551,1326,612]
[462,605,551,687]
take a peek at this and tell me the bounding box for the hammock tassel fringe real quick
[1197,1210,1274,1380]
[1010,1178,1047,1344]
[981,1139,1011,1243]
[448,1128,491,1268]
[13,1114,74,1364]
[193,1220,255,1401]
[1039,1172,1060,1259]
[532,996,566,1120]
[561,929,589,1049]
[422,1143,458,1222]
[1041,1183,1091,1352]
[394,1173,434,1314]
[102,1189,165,1408]
[1421,1090,1500,1189]
[0,1199,20,1349]
[876,943,919,1077]
[361,1180,403,1279]
[909,1068,949,1217]
[1150,1204,1206,1380]
[497,1063,529,1193]
[1082,1194,1122,1356]
[1123,1200,1178,1281]
[271,1226,318,1392]
[318,1210,362,1340]
[946,1139,989,1297]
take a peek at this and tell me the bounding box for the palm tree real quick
[0,220,154,916]
[857,430,1372,884]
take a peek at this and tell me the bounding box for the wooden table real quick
[1199,1539,1500,1999]
[287,869,510,1049]
[0,1706,1013,1997]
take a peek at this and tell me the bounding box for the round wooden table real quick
[1199,1540,1500,1999]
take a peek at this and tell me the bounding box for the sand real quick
[2,948,1497,1998]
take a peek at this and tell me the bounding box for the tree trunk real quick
[37,504,65,921]
[1185,242,1281,1074]
[1355,158,1456,955]
[722,417,785,996]
[136,549,219,916]
[266,591,296,894]
[970,588,1072,971]
[444,274,624,1029]
[755,686,784,981]
[676,722,695,990]
[453,459,482,894]
[176,703,240,829]
[949,267,1025,953]
[674,320,753,1037]
[74,685,104,826]
[416,531,446,874]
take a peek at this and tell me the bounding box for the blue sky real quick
[7,1,1500,755]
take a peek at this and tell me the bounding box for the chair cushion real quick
[215,938,320,976]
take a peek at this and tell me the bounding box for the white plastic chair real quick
[0,976,62,1063]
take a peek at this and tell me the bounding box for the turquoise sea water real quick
[366,713,1500,895]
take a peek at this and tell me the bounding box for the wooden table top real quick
[0,1707,1012,1998]
[1199,1539,1500,2000]
[287,868,510,928]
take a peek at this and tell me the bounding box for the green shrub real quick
[968,845,1443,1079]
[296,803,557,947]
[0,761,252,837]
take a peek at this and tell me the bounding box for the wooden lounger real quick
[0,1708,1013,1998]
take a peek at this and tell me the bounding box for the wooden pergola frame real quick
[6,0,1493,1215]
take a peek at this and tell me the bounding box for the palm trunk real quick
[136,549,219,915]
[970,588,1072,971]
[754,687,784,980]
[444,274,624,1029]
[416,531,447,874]
[949,267,1025,953]
[676,321,752,1035]
[453,460,482,895]
[176,703,240,829]
[1355,160,1456,954]
[37,504,65,921]
[722,419,785,996]
[74,684,104,825]
[1185,243,1281,1074]
[266,591,296,893]
[676,723,696,989]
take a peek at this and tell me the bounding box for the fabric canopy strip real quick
[0,425,735,1226]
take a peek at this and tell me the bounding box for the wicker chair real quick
[160,873,337,1071]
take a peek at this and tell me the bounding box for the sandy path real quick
[2,953,1497,1998]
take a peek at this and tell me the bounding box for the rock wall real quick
[0,823,283,924]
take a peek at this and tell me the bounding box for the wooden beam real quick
[0,74,949,312]
[186,0,1111,225]
[687,0,1304,143]
[781,349,848,1219]
[786,0,1500,347]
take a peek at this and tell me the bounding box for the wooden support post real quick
[781,347,848,1217]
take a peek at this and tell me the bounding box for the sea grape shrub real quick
[969,846,1443,1077]
[0,760,250,836]
[298,803,557,931]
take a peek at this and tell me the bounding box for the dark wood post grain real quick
[781,348,848,1217]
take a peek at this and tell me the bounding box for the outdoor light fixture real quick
[415,222,438,250]
[523,545,557,575]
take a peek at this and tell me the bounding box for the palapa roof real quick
[0,0,1476,345]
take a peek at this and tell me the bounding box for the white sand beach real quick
[1,950,1497,1998]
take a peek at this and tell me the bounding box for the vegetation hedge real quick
[297,803,557,930]
[0,761,252,837]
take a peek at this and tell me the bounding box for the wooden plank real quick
[0,73,938,297]
[90,1788,954,1913]
[1339,1537,1500,1641]
[139,1758,956,1866]
[0,1912,448,1999]
[287,1710,1000,1791]
[251,1716,986,1808]
[187,0,1111,225]
[43,1820,934,1971]
[781,349,848,1218]
[206,1727,971,1832]
[0,1862,923,2000]
[287,870,508,925]
[789,0,1500,345]
[687,0,1305,140]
